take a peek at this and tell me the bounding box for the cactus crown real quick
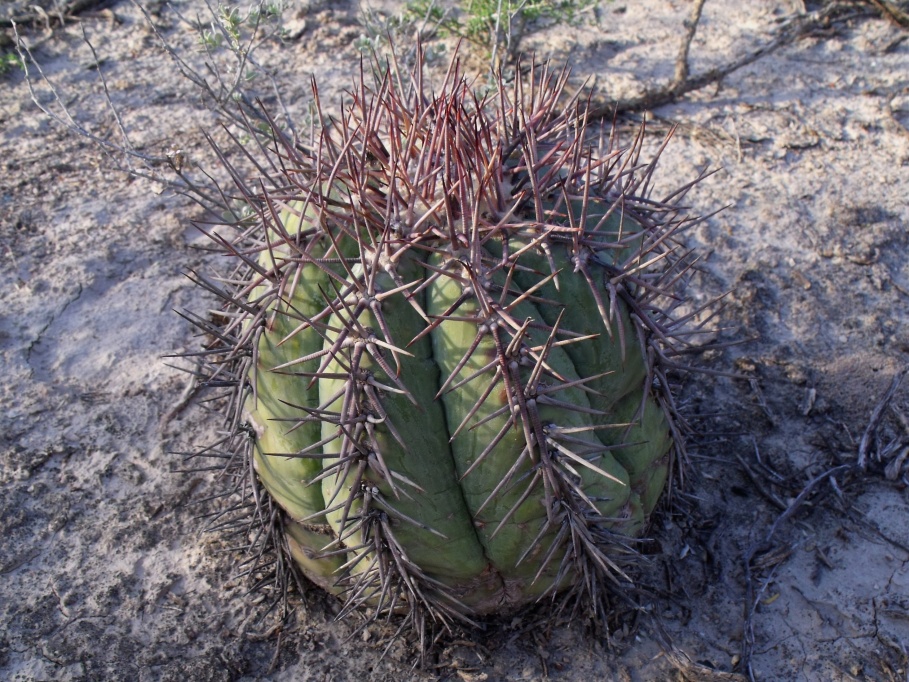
[186,51,702,642]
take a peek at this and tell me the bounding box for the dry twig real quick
[867,0,909,26]
[739,366,908,679]
[858,367,907,469]
[0,0,103,28]
[740,462,854,680]
[588,1,883,116]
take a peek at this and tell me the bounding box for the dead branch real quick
[738,365,908,679]
[11,22,165,166]
[740,462,855,681]
[11,0,301,216]
[588,1,883,117]
[664,645,749,681]
[0,0,104,29]
[734,452,787,512]
[858,367,907,469]
[867,0,909,27]
[13,23,228,212]
[134,0,298,141]
[673,0,708,86]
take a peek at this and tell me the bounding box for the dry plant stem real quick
[489,0,505,74]
[589,1,879,116]
[12,22,218,204]
[867,0,909,26]
[844,506,909,555]
[857,367,907,469]
[739,367,908,678]
[734,452,787,512]
[159,374,202,432]
[673,0,708,86]
[11,23,167,167]
[134,0,297,141]
[740,462,855,680]
[0,0,101,28]
[663,645,748,681]
[14,22,239,214]
[80,23,137,167]
[12,4,282,213]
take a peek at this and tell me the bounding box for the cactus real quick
[188,53,700,635]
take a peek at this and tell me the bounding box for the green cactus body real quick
[200,56,696,625]
[316,260,490,583]
[424,249,635,598]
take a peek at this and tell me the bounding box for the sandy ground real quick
[2,1,909,680]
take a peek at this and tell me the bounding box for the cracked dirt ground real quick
[1,1,909,680]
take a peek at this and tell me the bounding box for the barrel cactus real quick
[190,54,697,635]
